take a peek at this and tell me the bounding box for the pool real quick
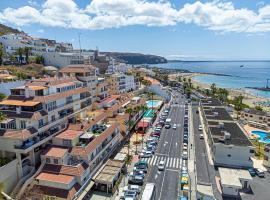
[251,130,270,143]
[146,100,162,108]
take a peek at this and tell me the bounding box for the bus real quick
[141,183,156,200]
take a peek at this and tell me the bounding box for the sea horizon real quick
[150,61,270,99]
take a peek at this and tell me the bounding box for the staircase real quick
[11,161,45,199]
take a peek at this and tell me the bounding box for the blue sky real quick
[1,0,270,60]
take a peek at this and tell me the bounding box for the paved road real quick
[145,91,186,200]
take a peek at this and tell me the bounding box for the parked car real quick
[173,124,177,129]
[158,160,165,171]
[130,170,145,178]
[255,168,265,177]
[198,125,203,131]
[128,175,144,185]
[199,134,204,139]
[248,168,256,177]
[135,161,148,168]
[139,151,153,158]
[123,185,141,194]
[182,151,188,160]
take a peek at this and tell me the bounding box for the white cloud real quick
[0,0,270,33]
[37,29,44,33]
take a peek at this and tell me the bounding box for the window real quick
[250,149,255,153]
[46,158,50,163]
[53,159,58,164]
[38,119,44,128]
[51,115,55,122]
[20,120,26,129]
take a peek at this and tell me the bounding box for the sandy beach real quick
[169,72,270,111]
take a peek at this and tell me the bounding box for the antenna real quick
[267,78,269,89]
[78,32,82,63]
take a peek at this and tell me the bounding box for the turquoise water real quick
[251,130,270,143]
[151,61,270,98]
[146,100,161,108]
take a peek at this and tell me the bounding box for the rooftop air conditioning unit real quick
[223,131,231,140]
[219,122,224,129]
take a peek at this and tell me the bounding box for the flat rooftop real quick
[43,147,68,158]
[219,167,252,187]
[203,107,233,121]
[209,122,252,146]
[36,172,74,184]
[201,98,222,107]
[55,130,84,140]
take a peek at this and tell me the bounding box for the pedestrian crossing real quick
[140,155,181,169]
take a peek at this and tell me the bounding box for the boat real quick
[240,65,244,68]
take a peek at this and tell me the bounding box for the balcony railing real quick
[14,123,67,150]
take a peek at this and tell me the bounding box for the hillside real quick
[0,23,22,36]
[102,52,167,65]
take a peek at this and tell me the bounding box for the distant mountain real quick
[102,52,167,65]
[0,23,22,36]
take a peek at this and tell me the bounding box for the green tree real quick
[23,47,32,64]
[0,93,6,100]
[255,105,263,111]
[234,95,244,119]
[0,44,4,65]
[35,55,44,64]
[15,47,24,66]
[217,88,229,103]
[210,83,217,96]
[0,112,6,123]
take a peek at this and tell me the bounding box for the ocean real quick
[151,61,270,98]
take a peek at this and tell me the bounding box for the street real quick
[142,92,186,200]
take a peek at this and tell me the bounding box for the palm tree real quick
[139,104,148,149]
[217,88,229,103]
[210,83,217,96]
[0,44,4,66]
[125,108,134,155]
[234,95,244,119]
[15,47,24,66]
[24,47,32,64]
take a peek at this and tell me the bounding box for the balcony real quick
[14,123,67,152]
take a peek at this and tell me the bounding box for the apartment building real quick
[107,73,139,95]
[96,78,109,102]
[240,108,270,130]
[0,76,93,194]
[0,33,73,58]
[200,98,254,168]
[43,52,95,68]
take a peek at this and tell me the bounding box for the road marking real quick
[173,158,176,168]
[149,157,154,165]
[156,153,167,156]
[176,158,179,168]
[166,168,179,172]
[155,174,158,179]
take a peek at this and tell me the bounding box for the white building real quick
[43,51,95,68]
[200,98,254,168]
[219,167,252,197]
[107,62,131,74]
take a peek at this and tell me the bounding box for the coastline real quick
[169,72,270,111]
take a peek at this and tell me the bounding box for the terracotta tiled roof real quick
[0,127,38,140]
[36,172,74,184]
[55,130,84,140]
[0,99,41,106]
[70,122,118,156]
[43,147,68,158]
[42,162,89,177]
[32,183,80,200]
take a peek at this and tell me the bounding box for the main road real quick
[142,90,186,200]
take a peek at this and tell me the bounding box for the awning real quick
[138,121,149,128]
[0,100,41,107]
[28,86,47,90]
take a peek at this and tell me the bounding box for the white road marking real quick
[176,158,179,168]
[149,156,154,165]
[166,168,179,172]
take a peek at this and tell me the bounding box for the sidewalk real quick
[188,104,197,200]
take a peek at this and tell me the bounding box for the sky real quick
[1,0,270,60]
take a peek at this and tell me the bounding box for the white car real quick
[199,134,204,139]
[198,125,203,131]
[173,124,177,129]
[183,146,188,151]
[123,185,141,194]
[158,160,165,171]
[139,151,152,158]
